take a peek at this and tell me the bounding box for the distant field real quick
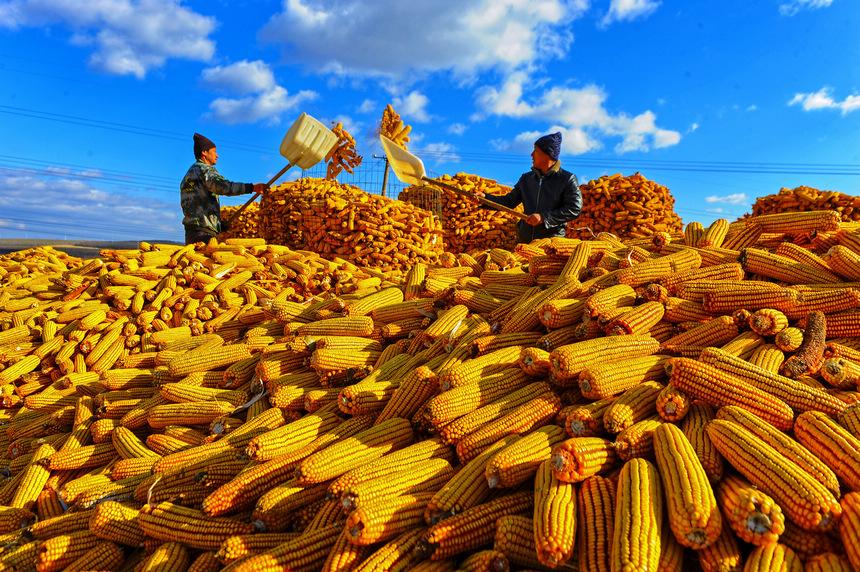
[0,239,181,259]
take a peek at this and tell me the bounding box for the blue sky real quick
[0,0,857,242]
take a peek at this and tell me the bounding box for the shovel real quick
[227,113,339,226]
[379,135,528,221]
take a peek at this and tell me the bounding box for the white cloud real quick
[201,60,276,95]
[202,60,317,125]
[689,122,700,132]
[420,142,461,164]
[601,0,660,27]
[357,99,376,114]
[261,0,587,79]
[0,0,216,78]
[0,169,179,240]
[705,193,748,205]
[448,123,467,135]
[393,91,431,123]
[789,87,860,115]
[746,104,758,112]
[476,73,680,154]
[779,0,832,16]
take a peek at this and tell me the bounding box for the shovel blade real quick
[379,135,426,186]
[279,113,339,170]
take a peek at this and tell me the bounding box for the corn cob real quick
[697,521,743,572]
[252,480,331,531]
[424,435,518,525]
[668,357,795,430]
[804,553,853,572]
[550,437,617,483]
[564,397,616,437]
[741,247,840,284]
[681,402,723,483]
[166,344,252,377]
[821,357,860,389]
[614,248,702,286]
[840,492,860,571]
[36,530,101,572]
[578,355,668,400]
[245,410,341,461]
[216,533,302,563]
[227,523,341,572]
[549,334,660,384]
[432,375,537,440]
[780,311,827,379]
[793,410,860,491]
[455,391,561,462]
[137,541,190,572]
[138,501,254,550]
[744,543,803,572]
[202,415,372,517]
[458,550,510,572]
[9,443,54,510]
[653,423,722,548]
[839,403,860,435]
[699,347,846,416]
[295,417,414,484]
[611,458,663,572]
[329,437,453,498]
[776,326,805,352]
[613,416,662,460]
[63,540,125,572]
[88,500,145,546]
[717,474,784,546]
[532,459,576,568]
[707,418,841,531]
[340,457,453,513]
[421,491,533,560]
[345,491,433,545]
[717,405,840,495]
[602,380,663,433]
[147,401,236,429]
[483,424,566,489]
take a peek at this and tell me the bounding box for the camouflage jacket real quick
[180,161,253,233]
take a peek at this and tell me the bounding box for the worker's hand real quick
[253,183,268,194]
[526,213,543,226]
[473,191,486,198]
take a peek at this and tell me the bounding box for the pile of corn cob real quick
[400,173,522,253]
[752,185,860,223]
[565,172,684,240]
[260,177,444,272]
[0,209,859,570]
[219,203,261,241]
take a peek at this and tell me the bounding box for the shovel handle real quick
[226,163,294,227]
[424,178,529,221]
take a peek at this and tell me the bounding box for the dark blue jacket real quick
[485,163,582,243]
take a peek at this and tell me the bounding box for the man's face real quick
[531,145,554,172]
[201,147,218,165]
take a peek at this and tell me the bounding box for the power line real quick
[0,105,277,156]
[2,104,860,175]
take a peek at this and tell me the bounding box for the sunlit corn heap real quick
[260,177,444,272]
[0,209,860,570]
[752,185,860,223]
[566,172,684,240]
[400,173,523,254]
[219,203,261,241]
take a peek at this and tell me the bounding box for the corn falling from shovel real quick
[325,122,362,179]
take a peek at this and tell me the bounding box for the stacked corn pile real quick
[400,173,522,253]
[261,177,444,272]
[566,172,684,240]
[0,209,860,570]
[219,203,261,240]
[752,185,860,223]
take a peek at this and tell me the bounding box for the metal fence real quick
[301,155,439,200]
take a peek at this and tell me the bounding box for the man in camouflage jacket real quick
[180,133,266,244]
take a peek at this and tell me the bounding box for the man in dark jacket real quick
[179,133,266,244]
[480,132,582,244]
